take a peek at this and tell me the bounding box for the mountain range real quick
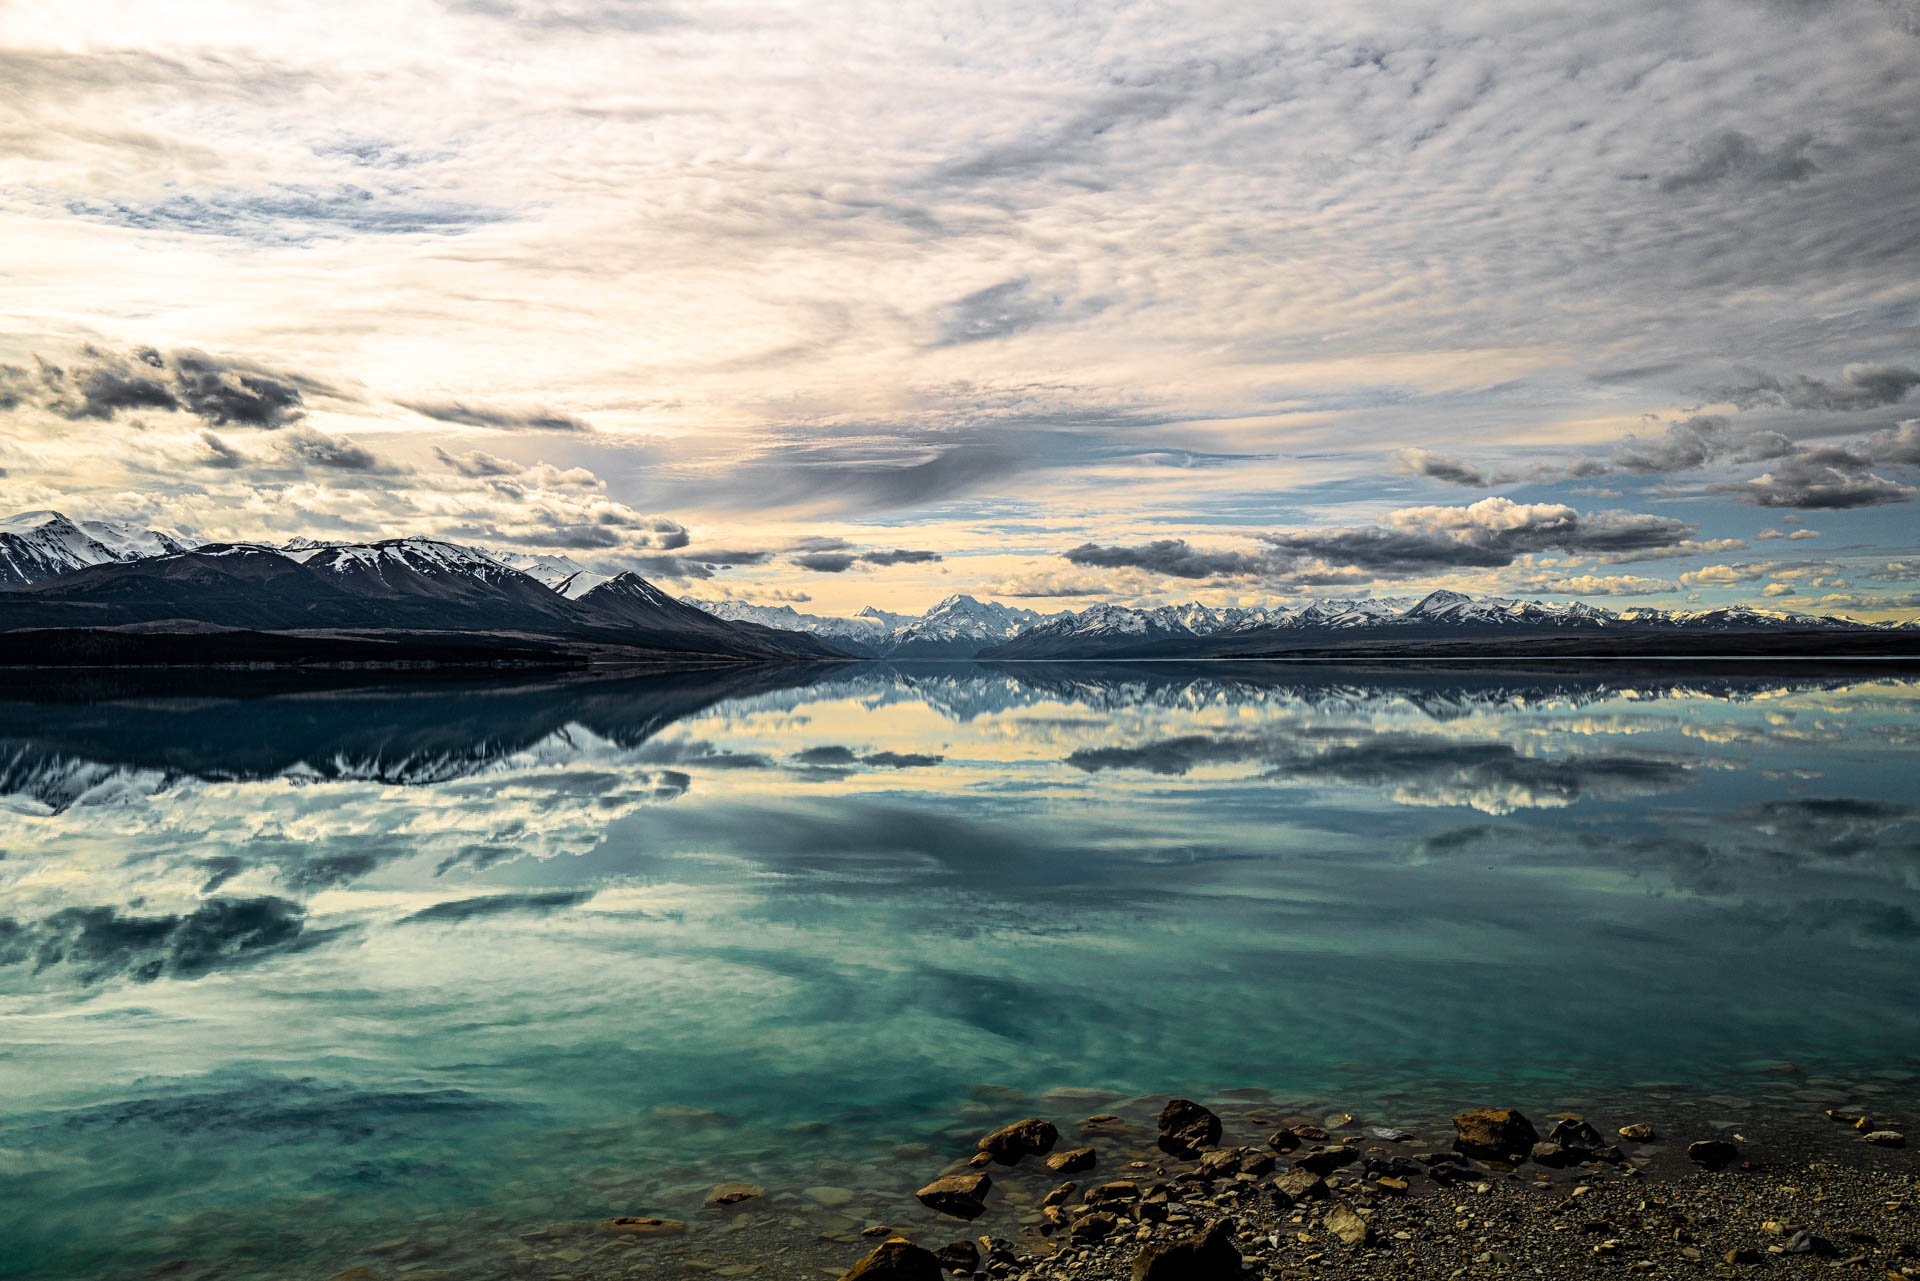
[0,511,841,666]
[707,585,1916,659]
[0,509,1913,667]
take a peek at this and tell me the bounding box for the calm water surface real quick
[2,662,1918,1278]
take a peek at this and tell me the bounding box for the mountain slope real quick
[0,510,199,587]
[0,540,844,662]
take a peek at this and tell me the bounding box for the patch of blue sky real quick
[65,184,510,244]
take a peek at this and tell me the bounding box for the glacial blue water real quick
[1,662,1917,1279]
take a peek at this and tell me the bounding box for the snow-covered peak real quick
[0,509,202,587]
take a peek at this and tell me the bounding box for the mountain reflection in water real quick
[1,662,1917,1279]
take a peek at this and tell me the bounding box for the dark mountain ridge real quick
[0,540,845,664]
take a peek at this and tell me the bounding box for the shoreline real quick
[269,1088,1919,1281]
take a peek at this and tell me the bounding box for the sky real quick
[1,0,1918,619]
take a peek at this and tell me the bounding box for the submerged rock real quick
[977,1117,1059,1164]
[1618,1123,1656,1142]
[1863,1130,1906,1147]
[599,1217,686,1236]
[840,1237,942,1281]
[704,1182,765,1208]
[1131,1217,1240,1281]
[1453,1107,1539,1159]
[1044,1146,1096,1174]
[1156,1098,1222,1159]
[915,1172,991,1220]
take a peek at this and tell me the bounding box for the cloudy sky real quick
[2,0,1917,617]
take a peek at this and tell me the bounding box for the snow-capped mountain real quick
[496,551,616,599]
[700,594,1055,658]
[982,588,1892,659]
[0,510,199,587]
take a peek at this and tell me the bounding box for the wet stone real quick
[705,1182,766,1209]
[977,1118,1059,1165]
[915,1172,991,1221]
[840,1236,943,1281]
[1453,1107,1539,1159]
[1044,1147,1097,1174]
[1156,1098,1222,1159]
[600,1217,687,1237]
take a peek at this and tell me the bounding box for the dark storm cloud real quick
[1392,448,1512,487]
[15,345,331,428]
[795,551,858,572]
[1259,505,1698,571]
[632,548,776,580]
[404,400,594,432]
[0,896,325,986]
[172,351,308,427]
[66,185,508,244]
[432,446,522,476]
[860,548,943,566]
[1657,130,1817,192]
[276,429,387,473]
[1066,538,1266,579]
[1070,501,1699,585]
[401,889,595,924]
[1709,454,1914,508]
[1714,363,1920,413]
[1610,414,1796,474]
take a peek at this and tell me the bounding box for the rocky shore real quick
[304,1087,1918,1281]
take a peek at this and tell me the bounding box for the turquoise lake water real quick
[2,662,1917,1278]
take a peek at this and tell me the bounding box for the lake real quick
[3,661,1917,1279]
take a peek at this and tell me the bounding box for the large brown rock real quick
[841,1237,943,1281]
[1325,1203,1371,1249]
[1156,1097,1222,1158]
[1083,1180,1141,1209]
[1131,1218,1241,1281]
[1452,1107,1539,1158]
[976,1117,1059,1164]
[1044,1146,1096,1174]
[915,1172,992,1220]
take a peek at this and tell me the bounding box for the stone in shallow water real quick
[1044,1147,1096,1174]
[1863,1130,1906,1147]
[600,1216,687,1236]
[705,1182,766,1208]
[1618,1123,1656,1141]
[915,1172,991,1220]
[1452,1107,1539,1159]
[805,1186,856,1208]
[976,1117,1058,1164]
